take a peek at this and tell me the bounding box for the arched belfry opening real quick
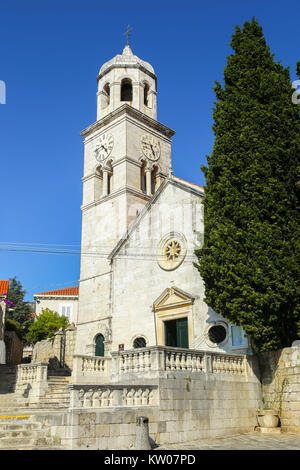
[144,83,150,107]
[103,83,110,107]
[140,160,147,194]
[121,78,133,102]
[94,165,103,200]
[151,164,159,194]
[106,159,113,195]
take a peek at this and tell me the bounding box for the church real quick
[74,43,250,361]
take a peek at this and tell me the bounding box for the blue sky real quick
[0,0,299,301]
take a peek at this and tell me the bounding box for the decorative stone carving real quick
[157,232,187,271]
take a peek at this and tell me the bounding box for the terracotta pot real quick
[257,409,279,428]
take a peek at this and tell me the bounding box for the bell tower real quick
[97,44,157,121]
[75,43,175,356]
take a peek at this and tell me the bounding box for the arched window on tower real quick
[140,160,147,194]
[94,166,103,200]
[151,165,159,194]
[103,83,110,107]
[121,78,133,102]
[144,83,150,107]
[107,160,113,195]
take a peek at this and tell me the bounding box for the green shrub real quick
[27,308,69,344]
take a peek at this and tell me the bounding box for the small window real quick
[208,325,227,344]
[121,78,132,102]
[60,304,72,320]
[133,337,146,348]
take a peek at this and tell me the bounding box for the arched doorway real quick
[95,334,105,356]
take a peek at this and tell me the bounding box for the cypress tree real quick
[196,19,300,352]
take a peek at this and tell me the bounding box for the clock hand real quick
[150,144,155,155]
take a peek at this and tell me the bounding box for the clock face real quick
[95,133,114,162]
[140,134,160,161]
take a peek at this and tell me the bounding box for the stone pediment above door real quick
[153,287,195,312]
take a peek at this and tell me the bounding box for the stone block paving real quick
[157,433,300,450]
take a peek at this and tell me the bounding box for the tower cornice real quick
[97,62,157,81]
[80,104,175,140]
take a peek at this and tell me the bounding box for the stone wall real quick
[63,361,261,449]
[32,325,77,371]
[258,346,300,434]
[4,331,22,365]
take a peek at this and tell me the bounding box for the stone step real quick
[0,436,57,449]
[0,445,64,450]
[47,370,71,377]
[27,403,69,409]
[39,399,69,405]
[0,422,41,432]
[0,410,65,450]
[44,390,70,395]
[47,385,70,391]
[0,429,39,439]
[48,377,70,384]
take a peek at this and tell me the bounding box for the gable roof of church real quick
[172,176,204,191]
[108,176,204,261]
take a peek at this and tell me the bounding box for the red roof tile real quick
[34,286,79,297]
[0,280,9,296]
[174,176,204,190]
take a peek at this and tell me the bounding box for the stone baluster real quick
[92,391,101,408]
[101,389,109,407]
[170,352,176,370]
[175,352,181,370]
[142,388,150,405]
[135,388,143,406]
[165,352,170,370]
[186,353,192,371]
[126,388,135,406]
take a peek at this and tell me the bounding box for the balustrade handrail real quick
[111,346,248,376]
[18,361,49,368]
[73,354,112,360]
[112,345,245,358]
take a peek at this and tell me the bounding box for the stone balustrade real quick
[16,362,49,398]
[69,384,158,409]
[211,353,246,375]
[71,354,112,384]
[111,346,248,379]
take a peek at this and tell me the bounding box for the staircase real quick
[38,375,71,408]
[0,367,71,449]
[0,414,64,450]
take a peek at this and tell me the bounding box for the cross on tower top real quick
[124,25,132,46]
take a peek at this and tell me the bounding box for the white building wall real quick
[111,181,249,354]
[34,297,78,325]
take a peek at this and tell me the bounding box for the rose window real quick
[164,240,182,261]
[158,234,187,271]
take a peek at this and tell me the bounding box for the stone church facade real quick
[74,45,250,359]
[3,45,287,451]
